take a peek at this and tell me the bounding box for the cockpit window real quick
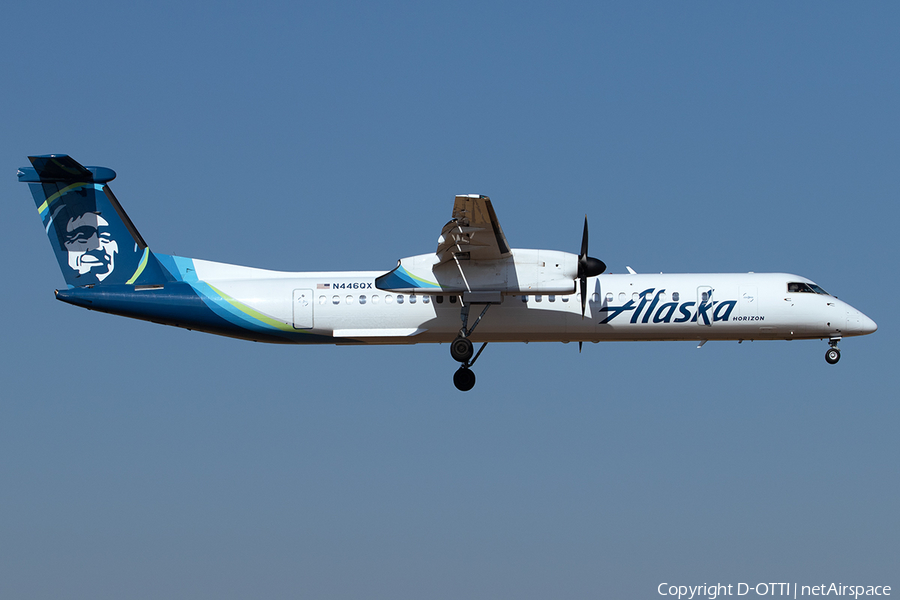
[787,282,813,293]
[787,282,830,296]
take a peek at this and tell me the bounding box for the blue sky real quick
[1,2,897,598]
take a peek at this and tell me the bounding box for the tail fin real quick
[18,154,167,287]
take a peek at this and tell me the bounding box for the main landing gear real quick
[450,302,491,391]
[825,338,841,365]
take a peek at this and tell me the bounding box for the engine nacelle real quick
[375,249,579,294]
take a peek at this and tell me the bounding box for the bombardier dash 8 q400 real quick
[20,155,877,391]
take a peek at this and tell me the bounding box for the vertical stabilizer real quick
[19,154,167,287]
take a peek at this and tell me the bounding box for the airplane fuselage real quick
[55,254,875,346]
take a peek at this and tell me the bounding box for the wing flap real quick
[436,195,511,262]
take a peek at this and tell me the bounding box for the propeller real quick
[578,215,606,319]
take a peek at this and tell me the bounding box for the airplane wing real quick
[436,195,512,263]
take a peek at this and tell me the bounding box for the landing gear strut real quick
[825,338,841,365]
[452,343,488,391]
[450,301,491,391]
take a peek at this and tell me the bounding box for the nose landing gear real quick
[825,338,841,364]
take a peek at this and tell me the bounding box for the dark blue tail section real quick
[19,155,168,287]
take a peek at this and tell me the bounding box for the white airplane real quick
[20,155,877,390]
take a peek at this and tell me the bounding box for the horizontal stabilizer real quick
[18,154,116,183]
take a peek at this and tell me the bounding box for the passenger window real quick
[672,292,679,302]
[318,295,326,305]
[397,294,404,304]
[450,296,457,304]
[606,292,613,303]
[701,291,709,302]
[619,292,626,302]
[632,292,639,301]
[332,295,340,305]
[522,295,528,302]
[535,295,542,302]
[359,295,367,305]
[372,295,380,304]
[385,294,394,304]
[345,295,353,304]
[562,295,569,302]
[436,295,443,304]
[410,295,417,304]
[591,293,600,303]
[659,291,667,301]
[549,295,556,302]
[423,296,430,304]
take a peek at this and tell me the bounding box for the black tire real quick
[453,366,476,391]
[450,336,474,363]
[825,348,841,364]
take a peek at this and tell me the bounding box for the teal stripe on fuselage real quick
[157,254,294,335]
[156,254,198,282]
[153,254,344,342]
[188,281,289,336]
[378,265,441,290]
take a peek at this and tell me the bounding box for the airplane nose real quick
[844,305,877,336]
[858,312,877,335]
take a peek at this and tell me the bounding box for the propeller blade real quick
[581,215,589,258]
[580,274,587,317]
[580,215,588,318]
[577,214,606,318]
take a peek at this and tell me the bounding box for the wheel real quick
[453,366,476,391]
[450,336,474,363]
[825,348,841,364]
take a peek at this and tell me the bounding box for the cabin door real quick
[739,286,758,319]
[293,289,314,329]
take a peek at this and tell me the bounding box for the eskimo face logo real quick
[44,184,138,285]
[61,211,118,282]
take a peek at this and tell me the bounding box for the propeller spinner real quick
[578,216,606,318]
